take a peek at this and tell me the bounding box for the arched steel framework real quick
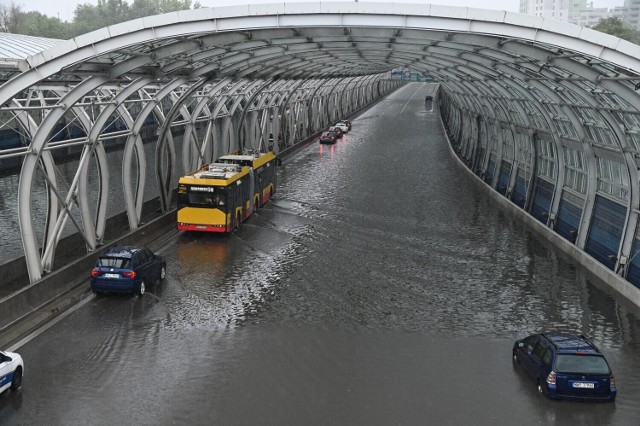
[1,2,640,291]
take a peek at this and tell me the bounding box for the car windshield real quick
[98,257,131,269]
[555,354,610,375]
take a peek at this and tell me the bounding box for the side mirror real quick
[518,342,524,348]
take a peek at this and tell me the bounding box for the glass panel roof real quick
[0,33,61,61]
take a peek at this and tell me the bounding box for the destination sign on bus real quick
[190,186,215,192]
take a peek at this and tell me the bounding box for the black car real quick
[327,126,343,138]
[512,333,616,402]
[90,246,166,296]
[319,131,337,144]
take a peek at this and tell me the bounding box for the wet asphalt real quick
[1,83,639,425]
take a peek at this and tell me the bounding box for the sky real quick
[4,0,624,23]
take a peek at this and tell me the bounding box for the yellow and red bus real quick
[177,151,277,232]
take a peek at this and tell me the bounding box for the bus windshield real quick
[187,188,226,208]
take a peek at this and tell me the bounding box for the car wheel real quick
[537,381,544,395]
[512,351,519,364]
[138,280,145,296]
[10,367,22,391]
[159,265,166,281]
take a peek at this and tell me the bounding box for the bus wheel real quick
[236,213,242,229]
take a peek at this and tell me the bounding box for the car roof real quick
[101,246,144,259]
[541,333,601,355]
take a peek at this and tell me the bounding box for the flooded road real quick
[2,83,640,425]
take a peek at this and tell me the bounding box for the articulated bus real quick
[177,151,277,232]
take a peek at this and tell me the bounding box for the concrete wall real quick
[439,115,640,310]
[0,196,167,291]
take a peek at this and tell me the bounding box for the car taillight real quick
[122,271,136,279]
[546,371,556,385]
[91,268,102,278]
[610,375,616,388]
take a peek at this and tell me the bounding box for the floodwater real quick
[2,83,640,425]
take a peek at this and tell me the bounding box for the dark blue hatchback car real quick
[91,246,166,296]
[513,333,616,402]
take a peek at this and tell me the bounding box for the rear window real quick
[98,257,131,269]
[555,354,610,375]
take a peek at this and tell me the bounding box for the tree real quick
[130,0,162,20]
[1,0,201,39]
[0,1,26,33]
[23,12,70,39]
[159,0,193,13]
[70,0,132,37]
[0,3,10,32]
[97,0,131,25]
[593,17,640,45]
[71,3,105,37]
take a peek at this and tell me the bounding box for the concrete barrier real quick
[0,210,177,346]
[439,115,640,310]
[0,196,168,292]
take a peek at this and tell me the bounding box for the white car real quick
[0,350,23,393]
[334,122,349,133]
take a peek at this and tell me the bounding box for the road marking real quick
[8,293,94,352]
[399,83,426,115]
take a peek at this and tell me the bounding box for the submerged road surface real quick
[2,83,640,425]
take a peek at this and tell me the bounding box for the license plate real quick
[103,273,120,278]
[573,382,595,389]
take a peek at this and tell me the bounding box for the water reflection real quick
[5,83,640,424]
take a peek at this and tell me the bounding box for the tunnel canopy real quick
[2,2,640,95]
[3,1,640,285]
